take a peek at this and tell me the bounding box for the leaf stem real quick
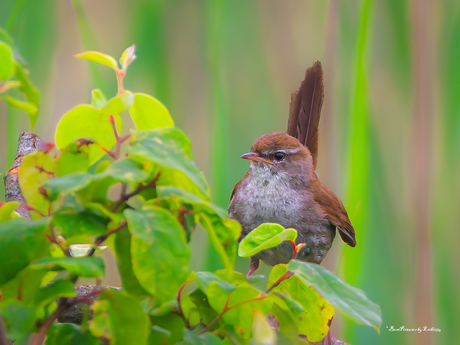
[49,224,71,256]
[85,220,128,257]
[26,205,48,218]
[0,314,10,345]
[175,281,192,329]
[111,173,160,212]
[289,240,297,259]
[266,271,294,294]
[102,116,132,161]
[116,70,126,96]
[30,304,67,345]
[199,294,269,334]
[30,288,104,345]
[108,115,119,140]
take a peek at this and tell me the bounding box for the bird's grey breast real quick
[229,163,336,265]
[230,164,307,233]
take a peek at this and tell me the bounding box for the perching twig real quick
[85,221,128,257]
[111,173,160,212]
[3,132,43,218]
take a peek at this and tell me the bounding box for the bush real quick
[0,40,381,345]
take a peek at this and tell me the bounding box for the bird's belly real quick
[230,177,336,265]
[232,180,299,229]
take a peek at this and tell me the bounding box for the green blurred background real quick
[1,0,458,344]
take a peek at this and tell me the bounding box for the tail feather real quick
[287,61,324,168]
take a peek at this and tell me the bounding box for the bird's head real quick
[241,132,314,181]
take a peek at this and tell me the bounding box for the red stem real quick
[289,240,298,259]
[199,294,268,334]
[116,70,125,96]
[266,271,295,294]
[30,304,67,345]
[175,281,192,328]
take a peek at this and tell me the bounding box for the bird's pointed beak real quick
[240,152,273,165]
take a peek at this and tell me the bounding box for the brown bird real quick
[229,61,356,275]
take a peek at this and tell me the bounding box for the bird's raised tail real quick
[287,61,324,169]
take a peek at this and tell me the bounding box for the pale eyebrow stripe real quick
[286,148,301,154]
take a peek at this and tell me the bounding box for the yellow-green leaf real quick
[18,151,57,215]
[1,94,37,113]
[91,88,107,109]
[287,260,382,335]
[0,202,20,221]
[119,45,137,70]
[0,41,14,80]
[238,223,297,257]
[268,264,333,342]
[55,104,122,163]
[129,93,174,130]
[75,51,118,71]
[89,289,148,345]
[103,91,134,115]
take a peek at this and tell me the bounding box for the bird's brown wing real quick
[287,61,324,168]
[230,171,249,202]
[312,178,356,247]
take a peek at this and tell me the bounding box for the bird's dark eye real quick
[274,152,285,161]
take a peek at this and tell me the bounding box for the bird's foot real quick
[246,257,259,277]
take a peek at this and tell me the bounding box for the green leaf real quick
[13,62,39,106]
[268,264,333,342]
[191,277,270,339]
[149,313,184,345]
[55,141,91,176]
[200,213,240,270]
[0,201,20,221]
[157,186,227,219]
[13,62,40,128]
[0,27,14,45]
[0,80,21,93]
[0,219,49,285]
[269,303,301,344]
[75,51,119,71]
[46,323,99,345]
[18,151,56,214]
[192,272,236,294]
[215,285,271,339]
[94,158,149,183]
[129,93,174,130]
[43,172,92,200]
[188,289,218,325]
[156,168,209,201]
[287,260,382,334]
[77,176,115,206]
[124,207,190,306]
[55,104,122,163]
[119,44,137,70]
[252,311,277,345]
[53,210,108,237]
[103,91,134,115]
[128,128,208,196]
[183,329,226,345]
[0,300,41,342]
[1,94,37,114]
[238,223,297,257]
[214,269,252,288]
[91,88,107,109]
[31,279,76,307]
[0,41,14,80]
[89,289,148,345]
[0,265,47,305]
[31,257,105,278]
[113,227,149,298]
[86,202,125,226]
